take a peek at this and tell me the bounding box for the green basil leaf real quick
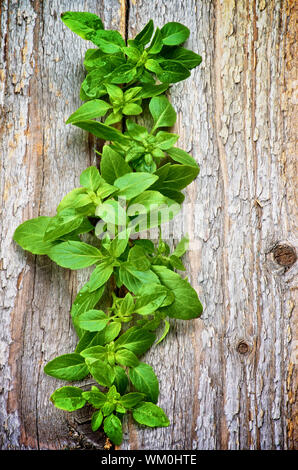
[122,103,143,116]
[156,319,171,345]
[80,70,108,100]
[149,95,176,130]
[147,27,163,54]
[73,120,128,144]
[156,60,190,83]
[79,166,102,191]
[169,254,186,271]
[134,239,155,254]
[66,100,111,124]
[83,51,125,74]
[119,392,145,409]
[97,180,118,200]
[13,216,55,255]
[44,353,89,381]
[113,366,129,395]
[105,83,123,100]
[57,188,92,213]
[89,30,125,53]
[145,58,163,75]
[151,265,203,320]
[88,262,114,292]
[138,83,169,99]
[88,322,122,347]
[100,145,132,185]
[76,309,109,332]
[134,284,170,315]
[132,402,169,427]
[91,410,104,431]
[61,11,104,40]
[166,146,199,168]
[110,64,137,84]
[154,131,179,149]
[50,386,86,412]
[172,236,189,258]
[71,283,105,337]
[95,199,128,226]
[104,111,123,126]
[127,190,171,216]
[68,217,94,237]
[156,188,185,204]
[129,362,159,403]
[80,345,106,360]
[114,172,158,200]
[115,349,139,367]
[120,292,135,315]
[108,229,130,258]
[49,241,103,270]
[122,46,142,62]
[85,358,115,387]
[43,209,83,242]
[160,46,202,69]
[75,331,98,353]
[123,86,142,101]
[128,194,180,234]
[127,245,151,271]
[160,22,190,46]
[125,119,149,141]
[103,414,123,446]
[152,164,199,191]
[114,326,155,356]
[135,19,154,45]
[83,48,105,70]
[102,401,116,417]
[107,385,120,400]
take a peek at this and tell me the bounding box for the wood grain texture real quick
[0,0,297,450]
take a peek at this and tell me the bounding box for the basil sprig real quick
[13,12,203,447]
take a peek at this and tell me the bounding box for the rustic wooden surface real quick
[0,0,297,450]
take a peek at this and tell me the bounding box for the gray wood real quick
[0,0,124,450]
[1,0,297,450]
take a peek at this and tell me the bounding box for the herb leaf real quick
[13,216,55,255]
[61,11,104,40]
[114,172,158,199]
[76,309,109,332]
[129,362,159,403]
[66,100,111,124]
[114,327,156,356]
[50,386,86,411]
[100,145,132,184]
[132,402,170,427]
[151,265,203,320]
[149,96,176,130]
[49,241,103,269]
[103,414,123,446]
[160,22,190,46]
[135,19,154,45]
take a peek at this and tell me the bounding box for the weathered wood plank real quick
[0,0,296,451]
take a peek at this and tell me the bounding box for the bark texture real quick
[0,0,297,450]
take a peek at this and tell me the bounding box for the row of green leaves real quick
[13,11,203,447]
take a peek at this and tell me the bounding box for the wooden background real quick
[0,0,297,450]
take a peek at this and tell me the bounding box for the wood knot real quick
[237,341,249,355]
[273,244,297,267]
